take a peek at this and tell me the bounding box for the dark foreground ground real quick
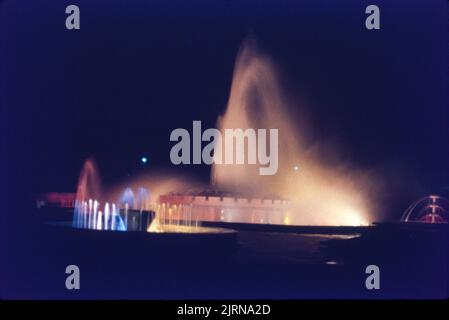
[2,207,448,299]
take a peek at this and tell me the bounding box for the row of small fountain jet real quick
[73,186,202,232]
[73,187,150,231]
[73,200,126,231]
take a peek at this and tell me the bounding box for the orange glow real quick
[212,37,377,226]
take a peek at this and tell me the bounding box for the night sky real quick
[1,0,448,216]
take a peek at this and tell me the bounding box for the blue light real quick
[141,157,148,164]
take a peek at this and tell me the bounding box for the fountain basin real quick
[44,218,238,263]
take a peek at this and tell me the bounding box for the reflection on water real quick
[301,233,361,240]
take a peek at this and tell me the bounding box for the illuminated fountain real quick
[401,195,449,223]
[73,159,128,231]
[73,159,139,231]
[61,159,238,259]
[72,159,231,234]
[118,37,376,227]
[147,202,225,233]
[210,37,376,226]
[73,199,126,231]
[72,37,377,229]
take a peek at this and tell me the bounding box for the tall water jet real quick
[75,158,101,203]
[73,159,127,231]
[212,37,376,226]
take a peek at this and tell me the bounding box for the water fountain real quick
[73,199,126,230]
[401,195,449,223]
[71,158,234,236]
[182,37,376,226]
[209,37,376,226]
[72,159,130,231]
[70,37,376,230]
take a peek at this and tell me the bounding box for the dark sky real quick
[1,0,448,212]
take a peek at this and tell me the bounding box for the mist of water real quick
[212,38,378,226]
